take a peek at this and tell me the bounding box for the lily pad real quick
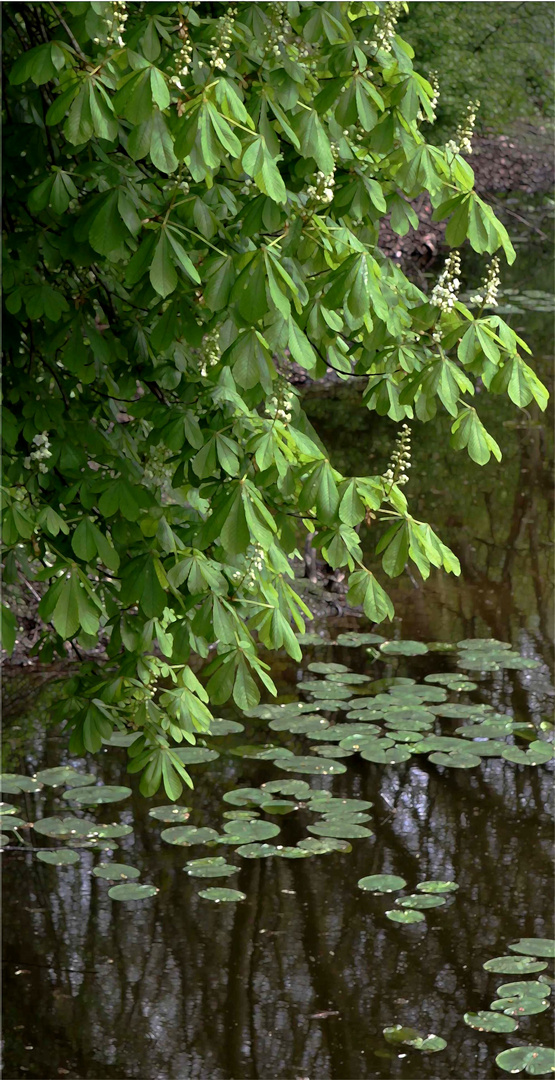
[309,796,373,814]
[298,837,352,854]
[274,846,311,859]
[222,810,259,820]
[358,874,406,893]
[269,716,329,733]
[148,805,191,822]
[260,800,296,815]
[222,787,266,806]
[108,883,157,902]
[230,744,292,761]
[503,743,554,766]
[495,1046,555,1075]
[416,880,459,894]
[93,863,140,880]
[306,684,353,701]
[483,956,548,974]
[361,745,412,764]
[385,909,425,924]
[0,804,17,816]
[277,756,346,775]
[36,849,80,866]
[336,632,385,646]
[174,747,219,764]
[457,657,501,671]
[396,894,446,910]
[325,672,371,684]
[198,887,246,902]
[161,826,219,846]
[429,752,481,769]
[509,939,555,959]
[221,820,280,842]
[236,843,276,858]
[63,785,132,805]
[383,1026,446,1051]
[261,780,311,798]
[207,718,244,735]
[33,816,95,839]
[340,735,393,752]
[380,640,429,656]
[463,1011,517,1033]
[458,638,512,650]
[307,821,373,839]
[0,816,28,830]
[491,997,549,1017]
[34,767,96,788]
[496,982,551,1000]
[0,773,43,794]
[186,863,237,878]
[307,662,350,674]
[91,823,133,839]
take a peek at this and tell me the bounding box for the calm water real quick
[3,226,554,1080]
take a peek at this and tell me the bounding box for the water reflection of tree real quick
[4,743,553,1080]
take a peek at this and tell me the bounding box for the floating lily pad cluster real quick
[464,938,555,1075]
[154,780,377,899]
[243,651,552,773]
[0,774,159,901]
[358,874,458,925]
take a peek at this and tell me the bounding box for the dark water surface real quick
[3,228,554,1080]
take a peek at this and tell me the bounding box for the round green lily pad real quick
[198,887,246,902]
[174,747,219,764]
[92,862,140,880]
[187,863,237,878]
[0,773,43,794]
[307,662,350,674]
[416,880,459,894]
[207,719,244,735]
[496,982,551,1000]
[236,843,276,858]
[385,909,425,924]
[298,837,352,854]
[428,752,481,769]
[0,816,27,829]
[307,821,373,839]
[276,756,346,775]
[108,883,157,901]
[380,640,429,656]
[36,849,80,866]
[383,1026,446,1051]
[62,785,132,804]
[503,743,554,766]
[361,745,412,764]
[161,826,219,846]
[33,816,94,839]
[221,820,280,842]
[34,767,96,787]
[495,1046,555,1075]
[336,632,385,646]
[463,1011,517,1033]
[396,894,446,910]
[509,939,555,959]
[491,997,549,1017]
[358,874,406,893]
[0,803,17,815]
[261,780,311,797]
[148,805,191,822]
[222,787,266,806]
[484,956,548,975]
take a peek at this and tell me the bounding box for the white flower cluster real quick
[469,256,501,309]
[199,328,220,378]
[171,25,193,86]
[383,423,411,487]
[430,251,461,313]
[306,169,335,205]
[420,70,440,123]
[445,99,480,157]
[267,384,295,423]
[369,1,402,53]
[240,175,253,196]
[209,8,236,71]
[231,543,265,589]
[24,432,52,474]
[97,0,127,47]
[263,2,292,56]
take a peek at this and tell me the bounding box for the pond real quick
[2,223,554,1080]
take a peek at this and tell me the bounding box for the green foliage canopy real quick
[2,1,548,799]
